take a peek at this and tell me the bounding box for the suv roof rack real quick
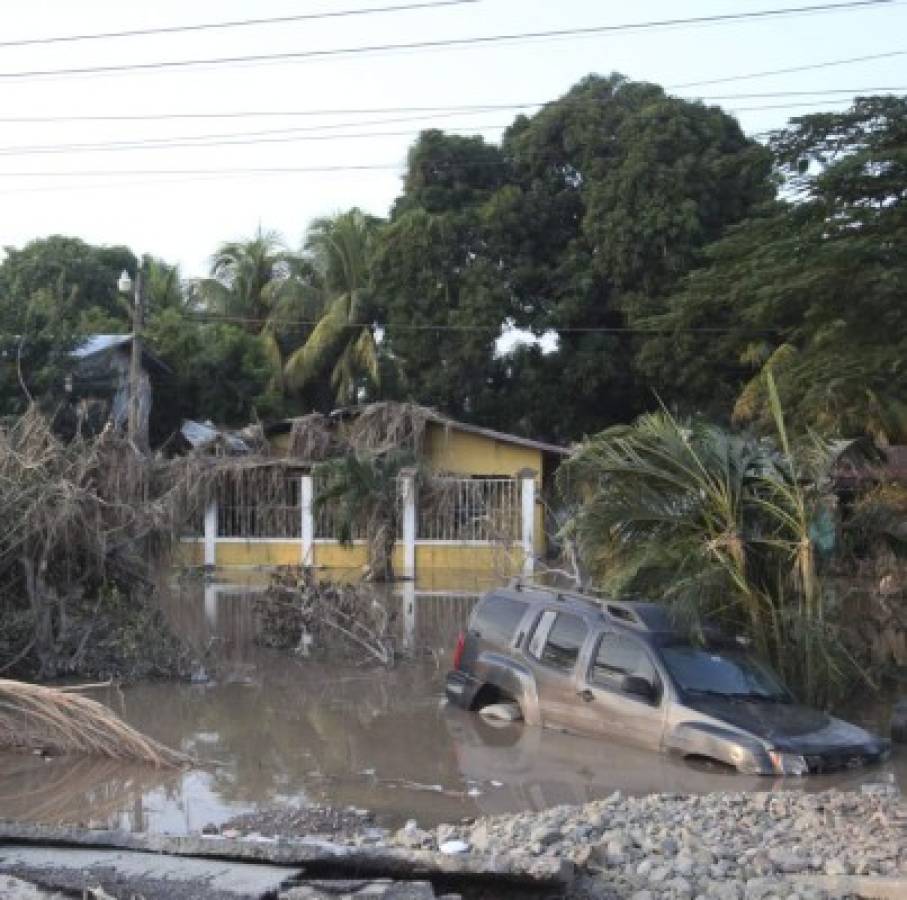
[505,580,676,633]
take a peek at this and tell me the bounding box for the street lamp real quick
[116,260,145,451]
[117,269,133,295]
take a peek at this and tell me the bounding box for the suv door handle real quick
[577,689,594,703]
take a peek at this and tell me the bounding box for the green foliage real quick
[313,449,415,581]
[0,236,136,416]
[558,392,868,707]
[843,482,907,561]
[375,76,771,441]
[641,96,907,442]
[147,309,281,435]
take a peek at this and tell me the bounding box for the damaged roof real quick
[267,403,570,457]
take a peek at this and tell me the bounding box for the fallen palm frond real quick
[0,679,187,767]
[344,402,432,456]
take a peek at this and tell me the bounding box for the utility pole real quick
[127,257,146,451]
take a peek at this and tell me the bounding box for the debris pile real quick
[255,568,399,666]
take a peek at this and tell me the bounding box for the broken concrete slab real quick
[0,845,301,900]
[279,880,440,899]
[0,821,574,887]
[0,874,68,899]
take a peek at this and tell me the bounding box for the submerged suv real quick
[446,584,889,776]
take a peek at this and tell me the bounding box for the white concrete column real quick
[519,468,537,578]
[399,468,417,581]
[301,474,314,567]
[203,499,218,569]
[203,582,218,628]
[401,580,416,652]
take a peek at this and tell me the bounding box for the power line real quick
[0,86,904,125]
[0,164,404,178]
[0,89,893,161]
[0,1,479,50]
[0,96,879,159]
[164,310,761,335]
[0,122,510,157]
[672,48,907,88]
[0,104,525,125]
[0,1,895,81]
[0,96,883,175]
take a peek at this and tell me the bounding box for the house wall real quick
[183,419,555,575]
[175,539,525,577]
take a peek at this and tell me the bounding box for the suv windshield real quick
[659,642,790,702]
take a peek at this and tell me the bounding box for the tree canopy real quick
[639,95,907,443]
[2,79,905,451]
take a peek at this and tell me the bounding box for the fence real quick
[418,477,520,543]
[191,467,536,575]
[216,469,301,538]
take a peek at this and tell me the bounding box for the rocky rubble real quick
[387,786,907,899]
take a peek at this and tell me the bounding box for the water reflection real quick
[0,573,903,835]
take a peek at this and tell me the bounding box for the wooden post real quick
[399,468,417,581]
[128,258,146,451]
[301,474,314,566]
[518,468,537,578]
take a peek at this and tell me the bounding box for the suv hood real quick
[686,695,880,751]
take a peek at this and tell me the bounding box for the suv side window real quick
[530,612,588,672]
[473,595,528,648]
[592,633,659,694]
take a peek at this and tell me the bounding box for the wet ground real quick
[0,571,904,835]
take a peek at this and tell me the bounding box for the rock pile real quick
[389,787,907,899]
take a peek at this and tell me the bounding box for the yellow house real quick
[179,404,569,579]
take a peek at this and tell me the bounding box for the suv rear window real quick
[472,595,528,648]
[529,611,588,672]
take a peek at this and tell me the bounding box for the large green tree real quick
[0,236,136,416]
[373,131,513,421]
[639,95,907,443]
[373,76,772,441]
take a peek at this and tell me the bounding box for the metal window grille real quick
[418,477,520,543]
[313,476,367,541]
[216,470,301,538]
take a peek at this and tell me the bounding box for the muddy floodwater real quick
[1,571,905,835]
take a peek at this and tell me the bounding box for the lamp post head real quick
[117,269,133,294]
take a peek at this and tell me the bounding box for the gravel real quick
[381,785,907,898]
[200,787,907,898]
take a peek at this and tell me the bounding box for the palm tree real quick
[557,379,867,705]
[195,227,307,384]
[144,257,184,315]
[313,449,414,582]
[284,209,383,405]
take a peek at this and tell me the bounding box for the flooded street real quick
[1,572,905,835]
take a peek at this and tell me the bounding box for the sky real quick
[0,0,904,278]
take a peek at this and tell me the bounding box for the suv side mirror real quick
[621,674,657,702]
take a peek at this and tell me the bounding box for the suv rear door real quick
[524,609,590,730]
[572,630,667,750]
[463,593,530,669]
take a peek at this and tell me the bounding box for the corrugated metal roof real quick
[73,333,171,374]
[72,334,132,358]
